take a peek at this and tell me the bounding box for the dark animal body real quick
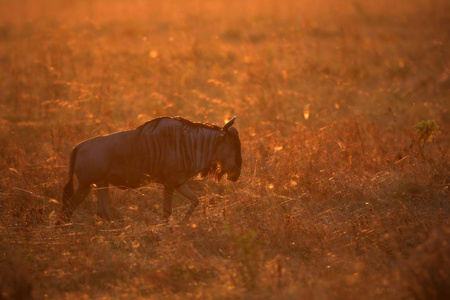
[58,116,241,223]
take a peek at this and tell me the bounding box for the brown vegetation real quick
[0,0,449,299]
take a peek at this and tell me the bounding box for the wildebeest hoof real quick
[55,213,70,226]
[95,212,112,222]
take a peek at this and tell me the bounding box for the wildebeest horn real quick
[223,116,236,132]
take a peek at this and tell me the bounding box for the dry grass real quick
[1,0,449,299]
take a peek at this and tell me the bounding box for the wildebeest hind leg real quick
[96,183,111,221]
[163,186,174,220]
[58,184,91,223]
[176,184,199,223]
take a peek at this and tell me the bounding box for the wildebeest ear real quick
[223,116,236,132]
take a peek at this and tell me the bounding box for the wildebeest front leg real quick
[163,186,174,219]
[96,184,111,221]
[176,184,199,223]
[58,184,91,223]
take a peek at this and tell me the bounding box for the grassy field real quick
[0,0,449,298]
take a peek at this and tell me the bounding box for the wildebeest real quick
[58,116,241,224]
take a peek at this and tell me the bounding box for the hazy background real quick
[0,0,449,299]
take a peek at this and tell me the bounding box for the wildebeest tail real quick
[63,147,78,202]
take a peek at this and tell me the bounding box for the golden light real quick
[128,205,138,211]
[149,50,158,58]
[304,104,311,120]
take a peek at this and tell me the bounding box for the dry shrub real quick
[226,226,263,290]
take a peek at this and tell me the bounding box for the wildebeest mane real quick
[136,116,222,132]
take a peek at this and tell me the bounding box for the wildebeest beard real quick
[199,162,225,182]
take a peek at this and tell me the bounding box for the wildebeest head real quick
[216,116,242,182]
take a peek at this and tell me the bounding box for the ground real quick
[0,0,449,299]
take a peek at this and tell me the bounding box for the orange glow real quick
[304,104,311,120]
[149,50,158,58]
[1,0,448,298]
